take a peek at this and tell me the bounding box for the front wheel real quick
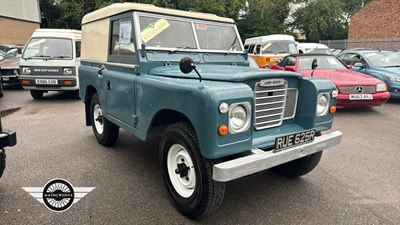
[160,122,225,220]
[90,93,119,146]
[30,90,44,99]
[272,151,323,178]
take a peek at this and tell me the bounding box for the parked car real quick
[244,34,299,68]
[0,80,17,177]
[270,54,390,108]
[337,50,400,99]
[0,46,23,83]
[298,43,332,54]
[79,3,342,219]
[19,29,81,99]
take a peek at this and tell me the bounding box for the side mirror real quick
[311,59,318,70]
[346,64,352,69]
[284,66,296,72]
[179,57,195,74]
[179,57,202,82]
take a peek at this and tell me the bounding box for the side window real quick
[110,18,135,56]
[248,45,255,54]
[282,57,295,67]
[75,41,81,58]
[255,45,261,54]
[349,54,362,65]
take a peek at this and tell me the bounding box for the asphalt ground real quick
[0,84,399,224]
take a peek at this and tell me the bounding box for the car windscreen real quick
[299,55,347,70]
[22,38,73,59]
[261,41,298,55]
[363,52,400,67]
[138,15,242,52]
[305,48,332,55]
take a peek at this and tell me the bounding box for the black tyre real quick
[0,79,4,98]
[90,93,119,146]
[0,150,5,178]
[160,122,225,220]
[30,90,44,99]
[272,151,323,178]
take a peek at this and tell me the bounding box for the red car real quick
[270,54,390,108]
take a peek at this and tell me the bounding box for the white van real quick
[298,43,332,54]
[19,29,81,99]
[244,34,299,68]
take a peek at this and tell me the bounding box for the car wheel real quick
[272,151,323,178]
[90,93,119,146]
[0,149,5,178]
[30,90,44,99]
[160,122,225,219]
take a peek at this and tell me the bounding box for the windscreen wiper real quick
[23,54,51,60]
[227,36,238,54]
[170,46,197,53]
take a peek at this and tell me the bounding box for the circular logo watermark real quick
[42,179,75,212]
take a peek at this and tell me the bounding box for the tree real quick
[290,0,347,42]
[237,0,294,41]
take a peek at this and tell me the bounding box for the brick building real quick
[0,0,40,45]
[348,0,400,40]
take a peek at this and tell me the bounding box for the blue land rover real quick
[79,3,342,219]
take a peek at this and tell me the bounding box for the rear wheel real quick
[90,93,119,146]
[30,90,44,99]
[160,122,225,219]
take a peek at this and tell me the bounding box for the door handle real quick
[98,65,105,77]
[107,80,111,91]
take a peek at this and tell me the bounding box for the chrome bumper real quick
[213,131,342,182]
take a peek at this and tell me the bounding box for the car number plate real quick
[2,77,9,81]
[275,129,316,151]
[349,94,373,100]
[35,79,58,85]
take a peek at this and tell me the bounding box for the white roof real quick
[244,34,295,45]
[31,29,81,39]
[82,3,234,24]
[299,43,329,49]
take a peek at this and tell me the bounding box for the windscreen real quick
[299,55,347,70]
[261,41,298,54]
[22,38,73,59]
[138,15,242,52]
[364,51,400,67]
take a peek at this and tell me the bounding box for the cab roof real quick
[82,3,235,24]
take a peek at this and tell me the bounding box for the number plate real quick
[349,94,372,100]
[275,129,316,151]
[35,79,58,85]
[2,77,9,81]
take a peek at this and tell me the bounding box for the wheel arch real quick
[148,109,193,136]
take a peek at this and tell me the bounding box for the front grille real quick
[0,69,17,75]
[339,86,375,94]
[254,80,298,130]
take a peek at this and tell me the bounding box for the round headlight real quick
[229,103,251,134]
[316,94,329,116]
[230,106,246,129]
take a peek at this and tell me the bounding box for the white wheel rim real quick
[93,104,104,134]
[167,144,196,198]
